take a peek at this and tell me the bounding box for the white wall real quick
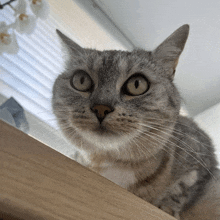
[195,103,220,166]
[94,0,220,116]
[47,0,132,51]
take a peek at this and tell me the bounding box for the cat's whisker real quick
[132,132,158,160]
[147,121,213,150]
[147,122,215,158]
[35,110,54,114]
[139,122,206,157]
[117,130,135,160]
[143,116,210,140]
[41,118,59,122]
[138,126,215,179]
[139,122,215,171]
[135,129,189,166]
[137,130,205,172]
[140,122,210,161]
[140,123,194,154]
[129,138,157,172]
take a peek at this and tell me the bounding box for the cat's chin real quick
[78,126,132,150]
[92,125,118,136]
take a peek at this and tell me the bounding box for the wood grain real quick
[0,120,175,220]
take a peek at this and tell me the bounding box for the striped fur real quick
[53,25,219,219]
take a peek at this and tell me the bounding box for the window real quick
[0,5,66,129]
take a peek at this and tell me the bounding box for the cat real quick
[52,24,220,219]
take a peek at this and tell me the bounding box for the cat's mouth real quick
[79,123,134,150]
[93,124,117,136]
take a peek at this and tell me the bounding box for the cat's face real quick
[52,25,189,158]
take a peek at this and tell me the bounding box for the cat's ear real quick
[153,24,189,80]
[56,29,84,55]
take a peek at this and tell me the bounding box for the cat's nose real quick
[91,104,114,124]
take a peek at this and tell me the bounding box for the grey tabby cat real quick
[52,24,220,219]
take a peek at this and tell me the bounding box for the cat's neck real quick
[89,149,171,176]
[88,149,172,189]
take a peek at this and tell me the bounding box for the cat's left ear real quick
[153,24,189,81]
[56,29,84,55]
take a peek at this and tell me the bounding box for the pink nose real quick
[91,104,113,123]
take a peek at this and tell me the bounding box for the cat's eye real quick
[71,70,93,92]
[123,74,149,96]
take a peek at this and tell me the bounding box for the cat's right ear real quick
[56,29,84,55]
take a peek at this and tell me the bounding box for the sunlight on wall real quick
[47,0,128,50]
[195,103,220,167]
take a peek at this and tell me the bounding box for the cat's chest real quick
[100,166,137,189]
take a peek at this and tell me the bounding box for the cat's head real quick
[52,25,189,159]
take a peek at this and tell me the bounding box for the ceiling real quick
[93,0,220,117]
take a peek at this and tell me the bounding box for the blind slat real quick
[0,81,56,128]
[36,21,63,54]
[17,34,62,72]
[0,77,51,110]
[1,55,53,92]
[0,64,51,99]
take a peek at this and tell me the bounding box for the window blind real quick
[0,6,75,129]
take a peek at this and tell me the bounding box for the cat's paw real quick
[156,192,184,218]
[154,170,198,219]
[159,206,180,219]
[173,212,180,220]
[71,151,90,167]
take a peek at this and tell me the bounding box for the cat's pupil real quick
[135,80,139,89]
[80,77,85,84]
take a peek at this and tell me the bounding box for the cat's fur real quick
[52,25,220,219]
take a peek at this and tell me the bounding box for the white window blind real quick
[0,6,72,129]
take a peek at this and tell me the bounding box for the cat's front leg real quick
[71,151,104,173]
[158,206,180,220]
[154,170,198,219]
[71,150,91,167]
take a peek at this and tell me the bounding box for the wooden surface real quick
[0,120,175,220]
